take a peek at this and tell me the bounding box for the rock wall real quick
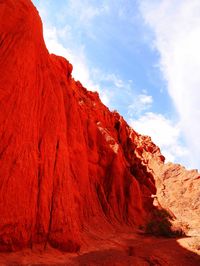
[0,0,165,252]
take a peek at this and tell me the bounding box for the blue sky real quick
[32,0,200,170]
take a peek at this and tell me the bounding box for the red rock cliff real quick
[0,0,164,252]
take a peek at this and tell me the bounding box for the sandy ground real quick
[0,230,199,266]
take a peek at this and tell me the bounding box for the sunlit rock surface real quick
[0,3,199,265]
[0,0,161,252]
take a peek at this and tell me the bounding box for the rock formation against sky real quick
[0,1,199,261]
[0,0,163,252]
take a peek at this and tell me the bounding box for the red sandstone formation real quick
[0,0,162,252]
[151,162,200,236]
[131,136,200,237]
[0,1,199,260]
[134,135,200,236]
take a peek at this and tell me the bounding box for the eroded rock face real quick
[2,0,198,254]
[133,135,200,236]
[0,0,163,252]
[152,162,200,236]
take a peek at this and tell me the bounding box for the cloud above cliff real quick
[130,112,189,164]
[140,0,200,169]
[32,0,199,170]
[33,0,145,112]
[34,0,99,91]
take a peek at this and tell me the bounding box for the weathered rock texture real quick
[0,0,199,255]
[0,0,163,252]
[151,162,200,236]
[133,135,200,236]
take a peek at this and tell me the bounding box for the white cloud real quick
[139,94,153,105]
[56,0,110,29]
[43,23,116,108]
[33,0,133,108]
[34,0,192,168]
[41,19,137,109]
[130,112,189,164]
[43,25,99,92]
[140,0,200,169]
[32,2,92,88]
[128,94,153,117]
[103,74,124,88]
[68,0,110,24]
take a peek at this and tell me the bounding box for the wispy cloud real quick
[34,0,103,92]
[33,0,137,108]
[140,0,200,169]
[67,0,110,25]
[130,112,189,165]
[91,70,138,111]
[103,74,124,88]
[128,93,153,117]
[43,23,99,91]
[33,0,192,168]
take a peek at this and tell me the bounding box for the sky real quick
[32,0,200,170]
